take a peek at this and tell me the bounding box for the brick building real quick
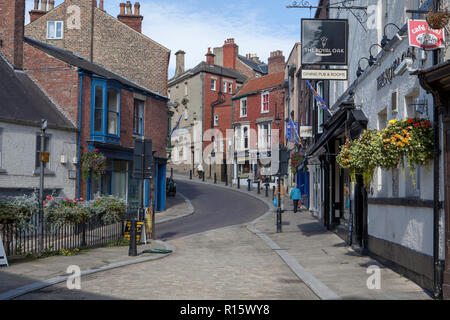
[25,0,170,96]
[167,46,247,182]
[19,33,169,210]
[231,51,286,185]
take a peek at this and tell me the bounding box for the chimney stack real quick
[0,0,25,69]
[99,0,104,10]
[29,0,47,22]
[222,38,238,70]
[175,50,186,77]
[205,48,215,66]
[268,50,285,74]
[117,2,144,33]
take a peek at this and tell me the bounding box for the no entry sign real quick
[408,19,445,50]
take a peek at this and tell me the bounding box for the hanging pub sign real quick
[301,19,348,66]
[408,19,445,50]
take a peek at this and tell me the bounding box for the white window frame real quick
[242,125,249,150]
[47,21,64,39]
[211,78,217,91]
[258,123,271,151]
[261,91,269,113]
[223,81,228,93]
[240,97,247,118]
[214,114,219,127]
[228,82,233,94]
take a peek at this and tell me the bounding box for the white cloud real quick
[139,1,299,78]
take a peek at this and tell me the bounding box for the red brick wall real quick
[232,88,285,145]
[0,0,25,69]
[235,58,257,79]
[145,97,168,158]
[23,43,79,124]
[223,39,238,70]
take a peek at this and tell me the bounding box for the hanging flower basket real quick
[426,10,449,30]
[337,118,433,189]
[290,153,304,174]
[81,149,106,181]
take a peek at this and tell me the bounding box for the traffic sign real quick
[40,152,50,163]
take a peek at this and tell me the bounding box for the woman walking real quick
[290,183,302,213]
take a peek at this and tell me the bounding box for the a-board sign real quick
[0,237,8,267]
[124,220,145,243]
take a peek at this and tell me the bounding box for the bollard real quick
[214,173,217,184]
[247,179,251,191]
[171,168,173,178]
[272,186,276,198]
[276,208,282,233]
[237,178,240,189]
[265,184,269,197]
[225,174,228,186]
[189,170,192,180]
[257,181,261,194]
[202,172,205,182]
[128,219,137,256]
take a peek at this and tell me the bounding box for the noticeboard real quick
[124,220,145,243]
[301,19,348,66]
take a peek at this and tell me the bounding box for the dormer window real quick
[47,21,63,39]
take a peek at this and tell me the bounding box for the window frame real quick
[214,114,219,127]
[47,21,64,39]
[91,79,121,143]
[240,97,247,118]
[261,91,269,113]
[211,78,217,91]
[133,99,145,135]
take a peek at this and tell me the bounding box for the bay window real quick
[91,80,121,143]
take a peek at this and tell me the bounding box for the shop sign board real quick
[408,19,445,50]
[300,69,348,80]
[301,19,348,66]
[300,126,313,138]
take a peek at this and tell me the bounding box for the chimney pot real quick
[175,50,186,77]
[134,2,140,15]
[48,0,54,10]
[119,3,125,15]
[126,1,132,14]
[206,48,215,66]
[34,0,39,10]
[41,0,47,11]
[99,0,104,10]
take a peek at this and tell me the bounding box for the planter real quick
[426,10,449,30]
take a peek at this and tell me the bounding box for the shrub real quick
[87,196,127,224]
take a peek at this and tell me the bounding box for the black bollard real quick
[247,179,251,191]
[128,219,137,256]
[202,172,205,182]
[189,170,192,180]
[272,186,276,198]
[237,177,240,189]
[265,184,269,197]
[225,174,228,186]
[214,173,217,184]
[171,168,173,178]
[257,181,261,194]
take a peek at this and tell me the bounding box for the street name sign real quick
[301,69,348,80]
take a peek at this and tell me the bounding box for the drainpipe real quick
[77,72,83,200]
[432,0,443,300]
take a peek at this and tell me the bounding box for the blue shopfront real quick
[296,161,309,209]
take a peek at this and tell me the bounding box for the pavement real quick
[0,174,433,300]
[174,174,432,300]
[0,191,193,300]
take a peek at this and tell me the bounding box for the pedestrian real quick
[289,183,302,213]
[274,179,287,212]
[197,163,204,180]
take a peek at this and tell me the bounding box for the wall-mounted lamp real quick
[369,43,391,66]
[381,23,403,48]
[356,57,370,77]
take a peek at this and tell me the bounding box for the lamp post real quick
[275,112,282,233]
[38,119,47,254]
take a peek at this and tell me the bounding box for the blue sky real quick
[25,0,319,78]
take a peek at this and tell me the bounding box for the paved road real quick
[156,180,269,241]
[16,181,318,300]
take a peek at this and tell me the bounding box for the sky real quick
[25,0,319,78]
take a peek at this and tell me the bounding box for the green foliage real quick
[44,197,91,229]
[290,153,304,174]
[337,118,434,189]
[87,196,127,224]
[81,149,106,181]
[0,193,39,229]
